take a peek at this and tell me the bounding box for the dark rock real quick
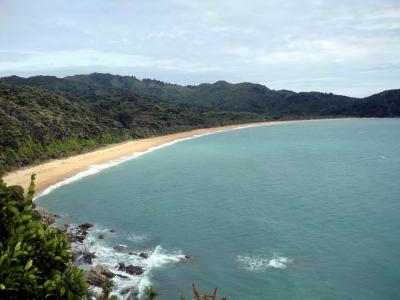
[116,274,129,279]
[128,252,136,255]
[66,232,86,243]
[109,229,116,233]
[83,252,96,264]
[138,252,149,259]
[181,255,192,262]
[78,223,94,230]
[98,233,105,239]
[117,263,144,275]
[76,235,86,243]
[113,245,127,252]
[125,265,144,275]
[118,263,126,271]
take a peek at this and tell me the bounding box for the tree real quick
[0,175,89,299]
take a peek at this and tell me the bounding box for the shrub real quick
[0,175,89,299]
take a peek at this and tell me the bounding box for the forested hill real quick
[2,73,400,118]
[0,82,262,174]
[1,73,399,174]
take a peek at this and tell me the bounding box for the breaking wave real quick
[71,226,185,299]
[236,255,292,272]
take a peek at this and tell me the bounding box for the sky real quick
[0,0,399,97]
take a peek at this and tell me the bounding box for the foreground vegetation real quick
[0,176,89,299]
[0,177,228,299]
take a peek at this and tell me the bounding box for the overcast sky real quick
[0,0,399,97]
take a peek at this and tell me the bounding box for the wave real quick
[72,226,185,299]
[34,122,275,200]
[126,232,149,243]
[236,255,292,272]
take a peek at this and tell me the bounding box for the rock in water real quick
[83,252,96,264]
[125,265,144,275]
[117,263,144,275]
[113,244,127,252]
[78,223,94,229]
[118,262,126,271]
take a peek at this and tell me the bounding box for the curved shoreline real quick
[3,118,354,196]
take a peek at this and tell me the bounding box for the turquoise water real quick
[37,119,400,299]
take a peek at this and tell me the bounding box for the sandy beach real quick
[2,119,342,195]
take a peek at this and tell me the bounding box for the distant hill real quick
[2,73,399,118]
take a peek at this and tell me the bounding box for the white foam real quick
[237,255,292,272]
[73,227,185,299]
[126,232,148,243]
[138,245,185,298]
[33,122,279,200]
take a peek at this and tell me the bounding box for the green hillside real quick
[3,73,399,118]
[0,82,262,174]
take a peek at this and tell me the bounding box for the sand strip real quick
[2,119,349,195]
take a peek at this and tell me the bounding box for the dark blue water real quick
[37,119,400,299]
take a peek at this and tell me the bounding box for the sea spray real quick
[236,255,293,272]
[70,225,185,299]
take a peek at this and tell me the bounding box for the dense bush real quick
[0,175,89,299]
[0,82,264,173]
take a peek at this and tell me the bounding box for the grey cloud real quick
[0,0,399,97]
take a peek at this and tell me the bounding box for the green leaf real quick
[15,242,21,251]
[60,286,65,296]
[24,259,33,271]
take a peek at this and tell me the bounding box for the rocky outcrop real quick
[113,245,127,252]
[78,223,94,230]
[83,252,96,264]
[138,252,149,259]
[65,223,95,243]
[117,263,144,275]
[66,231,86,243]
[34,206,58,225]
[87,265,115,287]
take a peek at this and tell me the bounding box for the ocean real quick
[36,119,400,299]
